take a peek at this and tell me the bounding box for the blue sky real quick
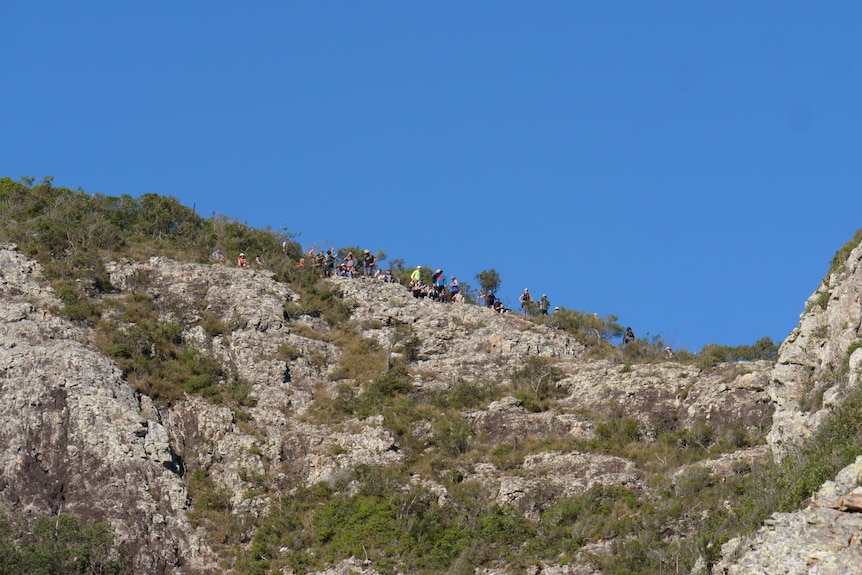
[3,2,861,351]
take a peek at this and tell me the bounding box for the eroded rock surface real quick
[2,235,861,574]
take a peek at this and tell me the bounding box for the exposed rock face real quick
[1,234,861,574]
[768,241,862,452]
[0,245,212,573]
[713,456,862,575]
[707,241,862,573]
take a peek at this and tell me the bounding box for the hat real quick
[239,253,245,257]
[364,249,370,254]
[417,265,422,269]
[435,269,442,273]
[524,288,529,292]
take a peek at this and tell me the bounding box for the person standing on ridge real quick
[363,250,377,278]
[519,288,532,316]
[538,294,550,315]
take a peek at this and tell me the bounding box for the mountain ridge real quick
[0,195,861,573]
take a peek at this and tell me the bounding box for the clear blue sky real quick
[3,2,861,351]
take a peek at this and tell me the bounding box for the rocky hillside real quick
[711,237,862,575]
[1,233,861,574]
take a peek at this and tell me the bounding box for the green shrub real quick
[827,227,862,277]
[509,357,565,411]
[0,513,127,575]
[439,380,498,410]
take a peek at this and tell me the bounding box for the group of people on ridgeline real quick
[302,248,394,281]
[211,248,265,268]
[476,288,552,317]
[213,244,646,348]
[407,266,465,303]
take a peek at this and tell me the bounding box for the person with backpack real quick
[324,248,335,278]
[519,288,532,316]
[449,276,460,298]
[363,250,376,278]
[480,291,496,309]
[538,294,550,315]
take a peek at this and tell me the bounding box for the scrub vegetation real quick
[1,176,859,574]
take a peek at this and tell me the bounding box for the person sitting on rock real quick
[449,276,460,297]
[237,252,248,267]
[410,279,423,298]
[343,252,358,278]
[623,327,635,345]
[211,247,223,262]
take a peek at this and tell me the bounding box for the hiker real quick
[493,299,506,314]
[384,269,393,283]
[324,248,336,278]
[363,250,376,278]
[282,240,289,257]
[449,276,460,297]
[211,247,223,262]
[237,252,248,267]
[623,327,635,345]
[432,269,446,302]
[343,252,358,277]
[519,289,532,316]
[255,255,265,267]
[452,290,465,304]
[484,292,497,309]
[665,346,673,359]
[538,294,550,315]
[312,251,324,276]
[411,266,422,282]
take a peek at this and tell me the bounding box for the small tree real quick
[475,268,501,295]
[510,357,564,411]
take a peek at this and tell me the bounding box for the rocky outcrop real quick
[711,238,862,574]
[3,231,861,574]
[0,245,213,573]
[713,456,862,575]
[767,240,862,452]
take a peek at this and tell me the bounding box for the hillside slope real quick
[0,234,860,574]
